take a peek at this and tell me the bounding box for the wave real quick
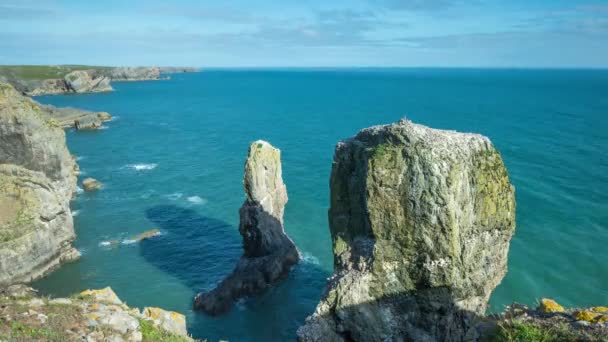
[76,186,84,194]
[187,196,207,205]
[75,156,86,161]
[124,163,158,171]
[72,210,81,217]
[121,239,137,245]
[109,116,120,122]
[301,252,320,265]
[99,125,109,130]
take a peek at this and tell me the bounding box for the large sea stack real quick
[0,82,80,286]
[297,119,516,341]
[194,140,300,315]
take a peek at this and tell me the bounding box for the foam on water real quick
[124,163,158,171]
[187,195,207,205]
[301,252,320,265]
[72,210,81,217]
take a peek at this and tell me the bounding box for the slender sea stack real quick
[0,82,80,286]
[297,119,516,342]
[194,140,300,315]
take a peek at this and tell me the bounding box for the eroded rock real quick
[297,119,516,342]
[0,82,79,286]
[194,140,299,315]
[82,178,103,192]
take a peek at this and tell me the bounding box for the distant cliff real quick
[0,82,80,286]
[0,65,198,96]
[298,119,516,341]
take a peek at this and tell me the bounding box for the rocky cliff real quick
[21,69,113,96]
[297,119,516,342]
[104,67,162,81]
[0,285,194,341]
[0,82,79,286]
[194,140,300,315]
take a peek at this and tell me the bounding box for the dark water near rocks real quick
[33,69,608,341]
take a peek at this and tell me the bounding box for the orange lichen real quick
[575,311,600,322]
[539,298,564,313]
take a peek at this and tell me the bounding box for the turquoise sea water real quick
[33,69,608,341]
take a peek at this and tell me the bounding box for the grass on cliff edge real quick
[0,65,112,80]
[491,321,603,342]
[138,318,192,342]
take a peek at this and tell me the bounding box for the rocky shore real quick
[0,285,194,341]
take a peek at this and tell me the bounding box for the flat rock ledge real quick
[0,285,195,342]
[297,119,516,342]
[194,140,300,315]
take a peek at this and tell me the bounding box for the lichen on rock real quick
[193,140,299,315]
[297,119,516,342]
[0,82,79,286]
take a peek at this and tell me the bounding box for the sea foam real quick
[125,163,158,171]
[187,196,207,205]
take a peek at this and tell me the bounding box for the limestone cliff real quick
[297,119,516,342]
[0,82,79,286]
[194,140,300,315]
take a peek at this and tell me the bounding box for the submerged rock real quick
[0,82,79,286]
[297,119,516,342]
[82,178,103,192]
[130,229,161,242]
[194,140,299,315]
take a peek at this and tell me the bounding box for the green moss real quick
[371,143,391,159]
[491,321,584,342]
[138,319,191,342]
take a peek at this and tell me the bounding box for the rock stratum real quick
[297,119,516,342]
[0,285,194,341]
[194,140,300,315]
[0,82,79,286]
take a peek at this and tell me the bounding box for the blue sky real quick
[1,0,607,67]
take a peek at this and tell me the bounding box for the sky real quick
[1,0,607,68]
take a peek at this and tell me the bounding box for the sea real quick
[33,68,608,341]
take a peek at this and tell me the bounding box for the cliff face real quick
[297,119,516,342]
[194,140,300,315]
[0,83,79,286]
[22,69,113,96]
[105,67,162,81]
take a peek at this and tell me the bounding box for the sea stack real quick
[297,119,516,342]
[194,140,300,315]
[0,82,80,286]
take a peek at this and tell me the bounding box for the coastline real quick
[2,69,607,341]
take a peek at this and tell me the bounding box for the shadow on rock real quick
[141,205,242,292]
